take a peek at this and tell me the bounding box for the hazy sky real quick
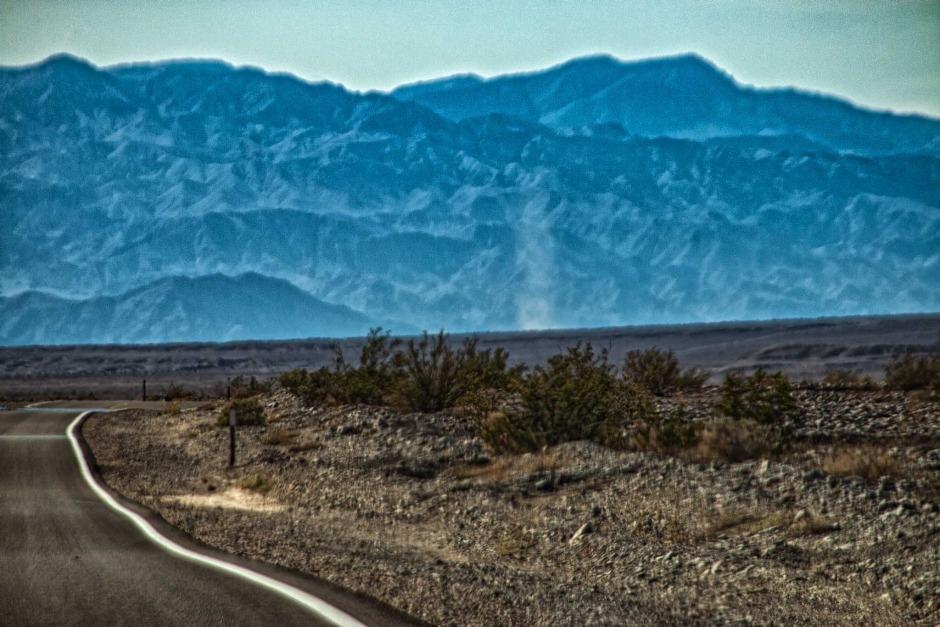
[2,0,938,116]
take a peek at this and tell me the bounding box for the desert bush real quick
[236,473,271,493]
[822,446,900,481]
[631,416,702,455]
[821,369,877,390]
[262,430,299,446]
[216,397,265,427]
[715,369,798,424]
[394,332,521,412]
[163,382,187,401]
[478,343,657,453]
[333,327,402,405]
[622,347,707,395]
[693,418,777,463]
[884,351,940,392]
[166,400,183,415]
[229,375,272,399]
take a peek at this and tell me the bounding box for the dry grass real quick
[288,440,321,453]
[822,446,900,482]
[700,508,838,541]
[236,473,271,494]
[262,430,300,446]
[448,449,567,482]
[692,418,777,463]
[166,400,183,415]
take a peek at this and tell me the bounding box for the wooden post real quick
[228,408,236,467]
[226,377,231,401]
[142,378,147,401]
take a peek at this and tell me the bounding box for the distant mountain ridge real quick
[0,53,937,344]
[0,273,378,345]
[393,54,940,155]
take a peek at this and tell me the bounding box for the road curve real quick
[0,404,417,626]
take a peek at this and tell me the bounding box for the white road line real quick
[66,410,366,627]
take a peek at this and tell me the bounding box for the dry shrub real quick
[262,430,299,446]
[715,369,799,424]
[165,400,183,415]
[280,328,523,412]
[287,440,321,453]
[884,351,940,392]
[700,508,837,541]
[449,449,566,482]
[236,473,271,493]
[822,446,900,482]
[216,397,265,427]
[163,382,187,401]
[693,418,778,463]
[622,347,707,395]
[821,369,877,390]
[477,344,657,453]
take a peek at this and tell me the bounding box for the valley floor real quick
[83,388,939,625]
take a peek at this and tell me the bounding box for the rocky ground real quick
[83,388,939,626]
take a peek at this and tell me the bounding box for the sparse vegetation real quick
[821,369,877,390]
[715,369,799,424]
[478,343,656,453]
[236,473,271,493]
[693,418,778,463]
[163,382,187,400]
[622,347,707,395]
[884,351,940,392]
[822,446,901,482]
[262,430,299,446]
[280,328,522,412]
[229,375,272,399]
[216,397,265,426]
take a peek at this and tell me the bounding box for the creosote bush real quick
[279,328,523,412]
[479,343,656,453]
[715,369,798,424]
[216,397,265,427]
[884,351,940,392]
[622,347,708,395]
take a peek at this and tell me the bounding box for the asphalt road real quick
[0,404,412,626]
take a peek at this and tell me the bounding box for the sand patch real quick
[165,487,283,513]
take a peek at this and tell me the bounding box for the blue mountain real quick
[0,53,937,344]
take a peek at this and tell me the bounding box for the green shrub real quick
[884,352,940,391]
[394,332,523,412]
[715,369,798,424]
[478,343,657,453]
[282,329,522,412]
[216,397,265,426]
[622,347,707,395]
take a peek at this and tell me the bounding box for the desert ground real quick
[83,385,938,625]
[2,313,938,401]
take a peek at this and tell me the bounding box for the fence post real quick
[228,408,237,467]
[142,378,147,401]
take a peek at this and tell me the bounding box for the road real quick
[0,403,413,626]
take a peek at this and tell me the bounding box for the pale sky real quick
[1,0,938,116]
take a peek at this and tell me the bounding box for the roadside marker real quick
[66,410,366,627]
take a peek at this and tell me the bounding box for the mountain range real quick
[1,53,938,345]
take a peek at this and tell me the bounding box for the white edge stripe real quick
[66,410,367,627]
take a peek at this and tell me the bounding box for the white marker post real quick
[228,408,236,467]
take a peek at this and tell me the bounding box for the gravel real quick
[83,388,939,625]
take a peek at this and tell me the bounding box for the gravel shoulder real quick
[83,389,939,625]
